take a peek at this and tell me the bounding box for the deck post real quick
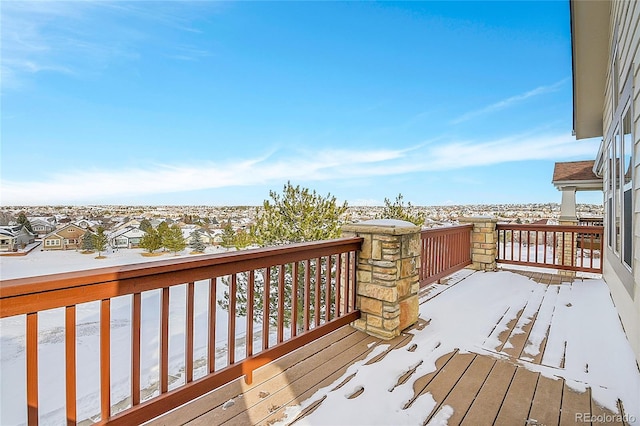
[558,218,579,277]
[341,219,420,340]
[459,217,497,271]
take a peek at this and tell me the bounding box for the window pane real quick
[622,108,633,268]
[623,108,632,186]
[615,128,622,254]
[607,140,615,249]
[624,189,632,267]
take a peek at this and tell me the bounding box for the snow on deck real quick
[271,270,639,425]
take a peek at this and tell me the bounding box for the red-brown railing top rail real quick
[0,237,363,318]
[420,223,473,236]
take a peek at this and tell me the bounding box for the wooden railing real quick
[0,237,362,425]
[419,224,473,286]
[578,217,604,227]
[496,223,603,273]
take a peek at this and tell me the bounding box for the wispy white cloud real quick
[450,79,568,124]
[1,133,598,205]
[0,1,216,89]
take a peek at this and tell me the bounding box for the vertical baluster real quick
[419,235,423,282]
[186,282,195,383]
[262,267,270,350]
[247,271,255,357]
[571,231,576,268]
[325,255,332,322]
[277,265,285,343]
[160,288,169,394]
[590,232,595,269]
[304,260,311,331]
[315,257,321,327]
[26,312,38,426]
[468,228,472,262]
[510,230,515,261]
[228,275,237,365]
[335,254,342,317]
[344,254,350,313]
[432,235,437,276]
[424,236,430,279]
[208,278,217,374]
[132,293,141,406]
[292,263,299,337]
[351,251,357,311]
[435,235,440,276]
[100,299,110,421]
[65,306,76,426]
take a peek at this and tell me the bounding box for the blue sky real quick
[1,1,602,206]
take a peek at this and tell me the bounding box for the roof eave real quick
[552,179,603,191]
[570,0,610,140]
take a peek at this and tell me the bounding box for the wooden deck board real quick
[494,366,539,425]
[419,352,475,423]
[404,351,457,409]
[438,355,495,425]
[560,383,593,426]
[460,359,517,425]
[148,326,366,426]
[189,330,383,425]
[529,374,563,426]
[590,390,624,425]
[259,332,415,426]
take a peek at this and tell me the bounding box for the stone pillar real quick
[558,218,579,277]
[459,217,497,271]
[341,219,420,340]
[557,186,579,277]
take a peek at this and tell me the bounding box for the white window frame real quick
[605,68,634,273]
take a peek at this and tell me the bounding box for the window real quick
[622,107,633,268]
[605,66,634,276]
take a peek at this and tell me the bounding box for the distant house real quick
[28,217,57,237]
[75,219,101,229]
[0,225,36,252]
[112,219,141,232]
[109,227,146,249]
[42,223,89,251]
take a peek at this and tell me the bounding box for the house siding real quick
[602,0,640,362]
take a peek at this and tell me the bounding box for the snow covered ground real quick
[0,245,228,280]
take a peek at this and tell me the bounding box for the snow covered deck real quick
[149,269,640,425]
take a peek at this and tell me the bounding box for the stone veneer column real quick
[557,218,578,277]
[341,219,420,340]
[459,217,498,271]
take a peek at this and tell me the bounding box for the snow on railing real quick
[0,237,362,425]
